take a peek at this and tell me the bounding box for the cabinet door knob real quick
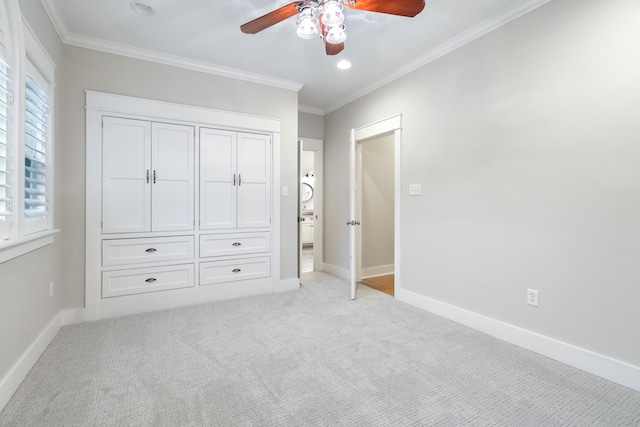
[232,268,241,273]
[145,278,157,283]
[232,242,241,246]
[145,248,157,253]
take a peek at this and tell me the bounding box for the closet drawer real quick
[199,232,270,258]
[103,236,194,266]
[200,257,270,286]
[102,264,194,298]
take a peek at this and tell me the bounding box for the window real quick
[0,0,56,257]
[0,0,15,241]
[23,66,50,234]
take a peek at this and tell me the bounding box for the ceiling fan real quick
[240,0,426,56]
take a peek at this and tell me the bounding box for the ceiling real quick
[41,0,548,114]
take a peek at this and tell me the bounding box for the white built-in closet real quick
[85,91,280,319]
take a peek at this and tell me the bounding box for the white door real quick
[237,132,271,228]
[200,128,237,229]
[152,122,195,231]
[349,129,358,299]
[102,117,151,233]
[298,139,304,278]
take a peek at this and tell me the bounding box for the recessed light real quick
[337,60,351,70]
[130,1,156,16]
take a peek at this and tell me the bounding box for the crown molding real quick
[40,0,69,43]
[39,0,304,93]
[324,0,553,114]
[298,104,325,116]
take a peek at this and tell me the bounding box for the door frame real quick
[298,138,324,278]
[350,115,402,299]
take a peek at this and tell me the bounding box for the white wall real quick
[361,135,394,274]
[60,46,300,310]
[325,0,640,371]
[298,111,324,140]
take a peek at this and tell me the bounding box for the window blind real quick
[24,73,49,226]
[0,16,13,237]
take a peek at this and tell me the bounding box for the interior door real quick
[298,139,303,279]
[349,129,357,299]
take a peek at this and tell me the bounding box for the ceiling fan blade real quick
[325,41,345,56]
[240,2,303,34]
[345,0,425,17]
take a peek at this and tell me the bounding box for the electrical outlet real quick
[49,281,54,298]
[409,184,422,196]
[527,289,538,306]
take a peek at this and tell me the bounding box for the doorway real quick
[298,138,324,278]
[349,115,402,299]
[357,135,395,296]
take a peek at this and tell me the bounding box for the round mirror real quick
[301,182,314,202]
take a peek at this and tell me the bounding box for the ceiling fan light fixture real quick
[325,24,347,45]
[296,7,319,40]
[129,1,156,16]
[321,1,345,27]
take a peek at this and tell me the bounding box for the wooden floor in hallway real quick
[360,274,394,297]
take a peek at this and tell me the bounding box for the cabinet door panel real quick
[200,129,236,229]
[102,117,151,233]
[237,133,271,228]
[152,123,195,231]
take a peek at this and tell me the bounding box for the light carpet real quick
[1,271,639,426]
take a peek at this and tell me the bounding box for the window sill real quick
[0,229,60,264]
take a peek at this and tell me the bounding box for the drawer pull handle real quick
[232,242,242,246]
[145,278,157,283]
[145,248,157,253]
[232,268,241,273]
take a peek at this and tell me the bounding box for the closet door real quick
[200,128,237,229]
[151,122,195,231]
[237,132,271,228]
[102,117,151,233]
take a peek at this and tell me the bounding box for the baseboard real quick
[275,278,300,293]
[362,264,394,279]
[0,312,62,412]
[323,263,349,281]
[396,288,640,392]
[61,308,89,325]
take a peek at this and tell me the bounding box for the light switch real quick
[409,184,422,196]
[282,186,289,196]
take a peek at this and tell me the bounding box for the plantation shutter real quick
[0,2,14,239]
[24,69,49,233]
